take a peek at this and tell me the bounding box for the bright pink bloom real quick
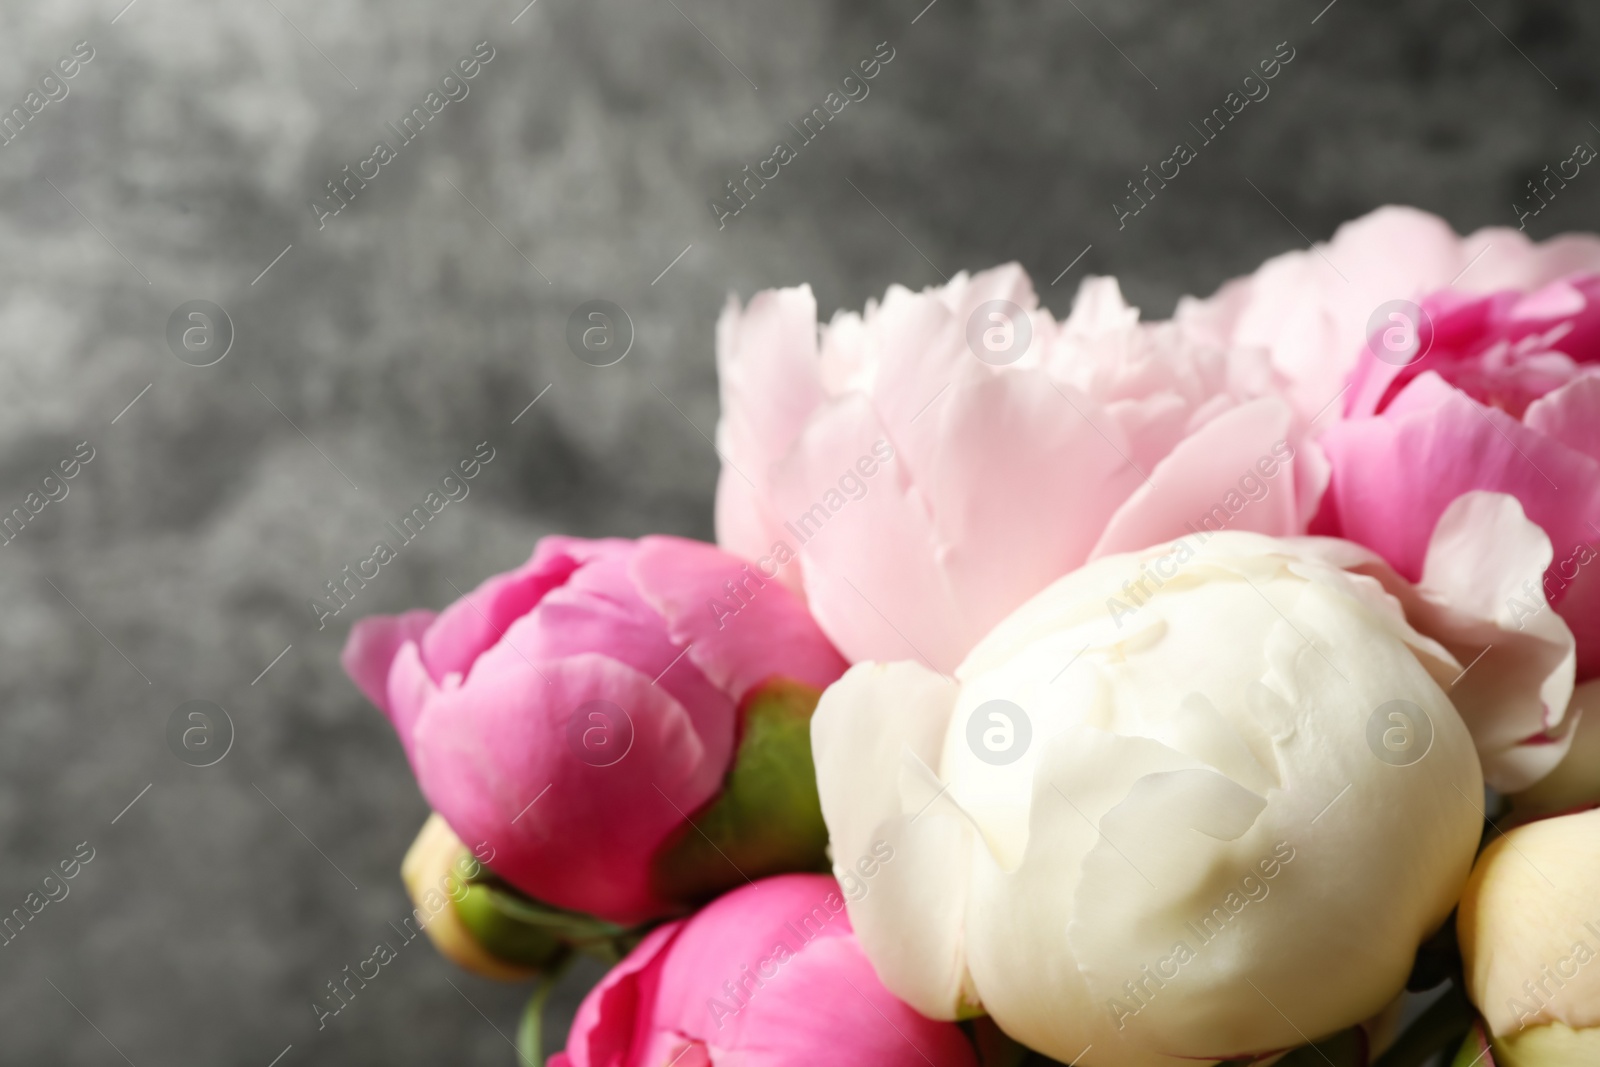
[1307,277,1600,789]
[1316,269,1600,663]
[1180,206,1600,790]
[1176,205,1600,424]
[342,536,847,924]
[551,874,979,1067]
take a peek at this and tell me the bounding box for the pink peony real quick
[714,265,1324,673]
[342,535,847,924]
[1177,204,1600,425]
[1182,205,1600,788]
[550,874,978,1067]
[1308,275,1600,787]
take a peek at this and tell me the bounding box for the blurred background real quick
[1,0,1596,1062]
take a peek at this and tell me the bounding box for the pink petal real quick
[464,547,736,760]
[714,287,827,593]
[715,286,827,477]
[765,393,964,670]
[410,654,723,924]
[1525,374,1600,466]
[1091,397,1302,558]
[647,875,853,1039]
[866,265,1054,484]
[642,874,977,1067]
[383,641,437,764]
[1552,550,1600,682]
[563,921,683,1067]
[921,366,1142,646]
[420,537,613,681]
[1414,493,1577,789]
[1219,207,1468,420]
[708,935,977,1067]
[340,608,435,714]
[1318,373,1600,583]
[629,536,847,702]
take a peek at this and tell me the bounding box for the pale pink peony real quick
[714,265,1325,673]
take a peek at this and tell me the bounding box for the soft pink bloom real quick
[342,536,847,924]
[550,874,978,1067]
[1183,205,1600,788]
[715,265,1324,673]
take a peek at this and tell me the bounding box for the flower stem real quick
[515,958,572,1066]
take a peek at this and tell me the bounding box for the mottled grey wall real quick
[0,0,1594,1063]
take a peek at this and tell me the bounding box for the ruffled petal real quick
[714,286,827,591]
[562,921,682,1067]
[1297,493,1578,791]
[629,535,847,701]
[1524,374,1600,465]
[1091,397,1301,558]
[1318,373,1600,583]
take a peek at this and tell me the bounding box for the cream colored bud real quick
[401,813,537,982]
[1459,808,1600,1041]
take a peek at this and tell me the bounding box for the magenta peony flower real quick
[1318,275,1600,652]
[550,874,979,1067]
[342,535,847,925]
[714,265,1324,673]
[1178,206,1600,790]
[1176,205,1600,425]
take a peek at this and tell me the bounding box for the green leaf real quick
[650,678,833,903]
[1373,981,1474,1067]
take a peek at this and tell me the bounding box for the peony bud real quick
[399,814,549,981]
[1458,808,1600,1064]
[345,535,847,925]
[812,531,1484,1066]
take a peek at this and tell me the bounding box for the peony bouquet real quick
[343,206,1600,1067]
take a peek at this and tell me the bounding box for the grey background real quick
[0,0,1595,1063]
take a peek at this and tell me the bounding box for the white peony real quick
[811,531,1484,1066]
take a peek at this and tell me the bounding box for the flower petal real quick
[1318,373,1600,583]
[630,535,847,702]
[812,661,976,1019]
[411,654,720,923]
[420,537,611,681]
[341,608,435,714]
[563,921,682,1067]
[1091,397,1302,558]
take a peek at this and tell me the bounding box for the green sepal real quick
[650,678,832,904]
[453,876,645,967]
